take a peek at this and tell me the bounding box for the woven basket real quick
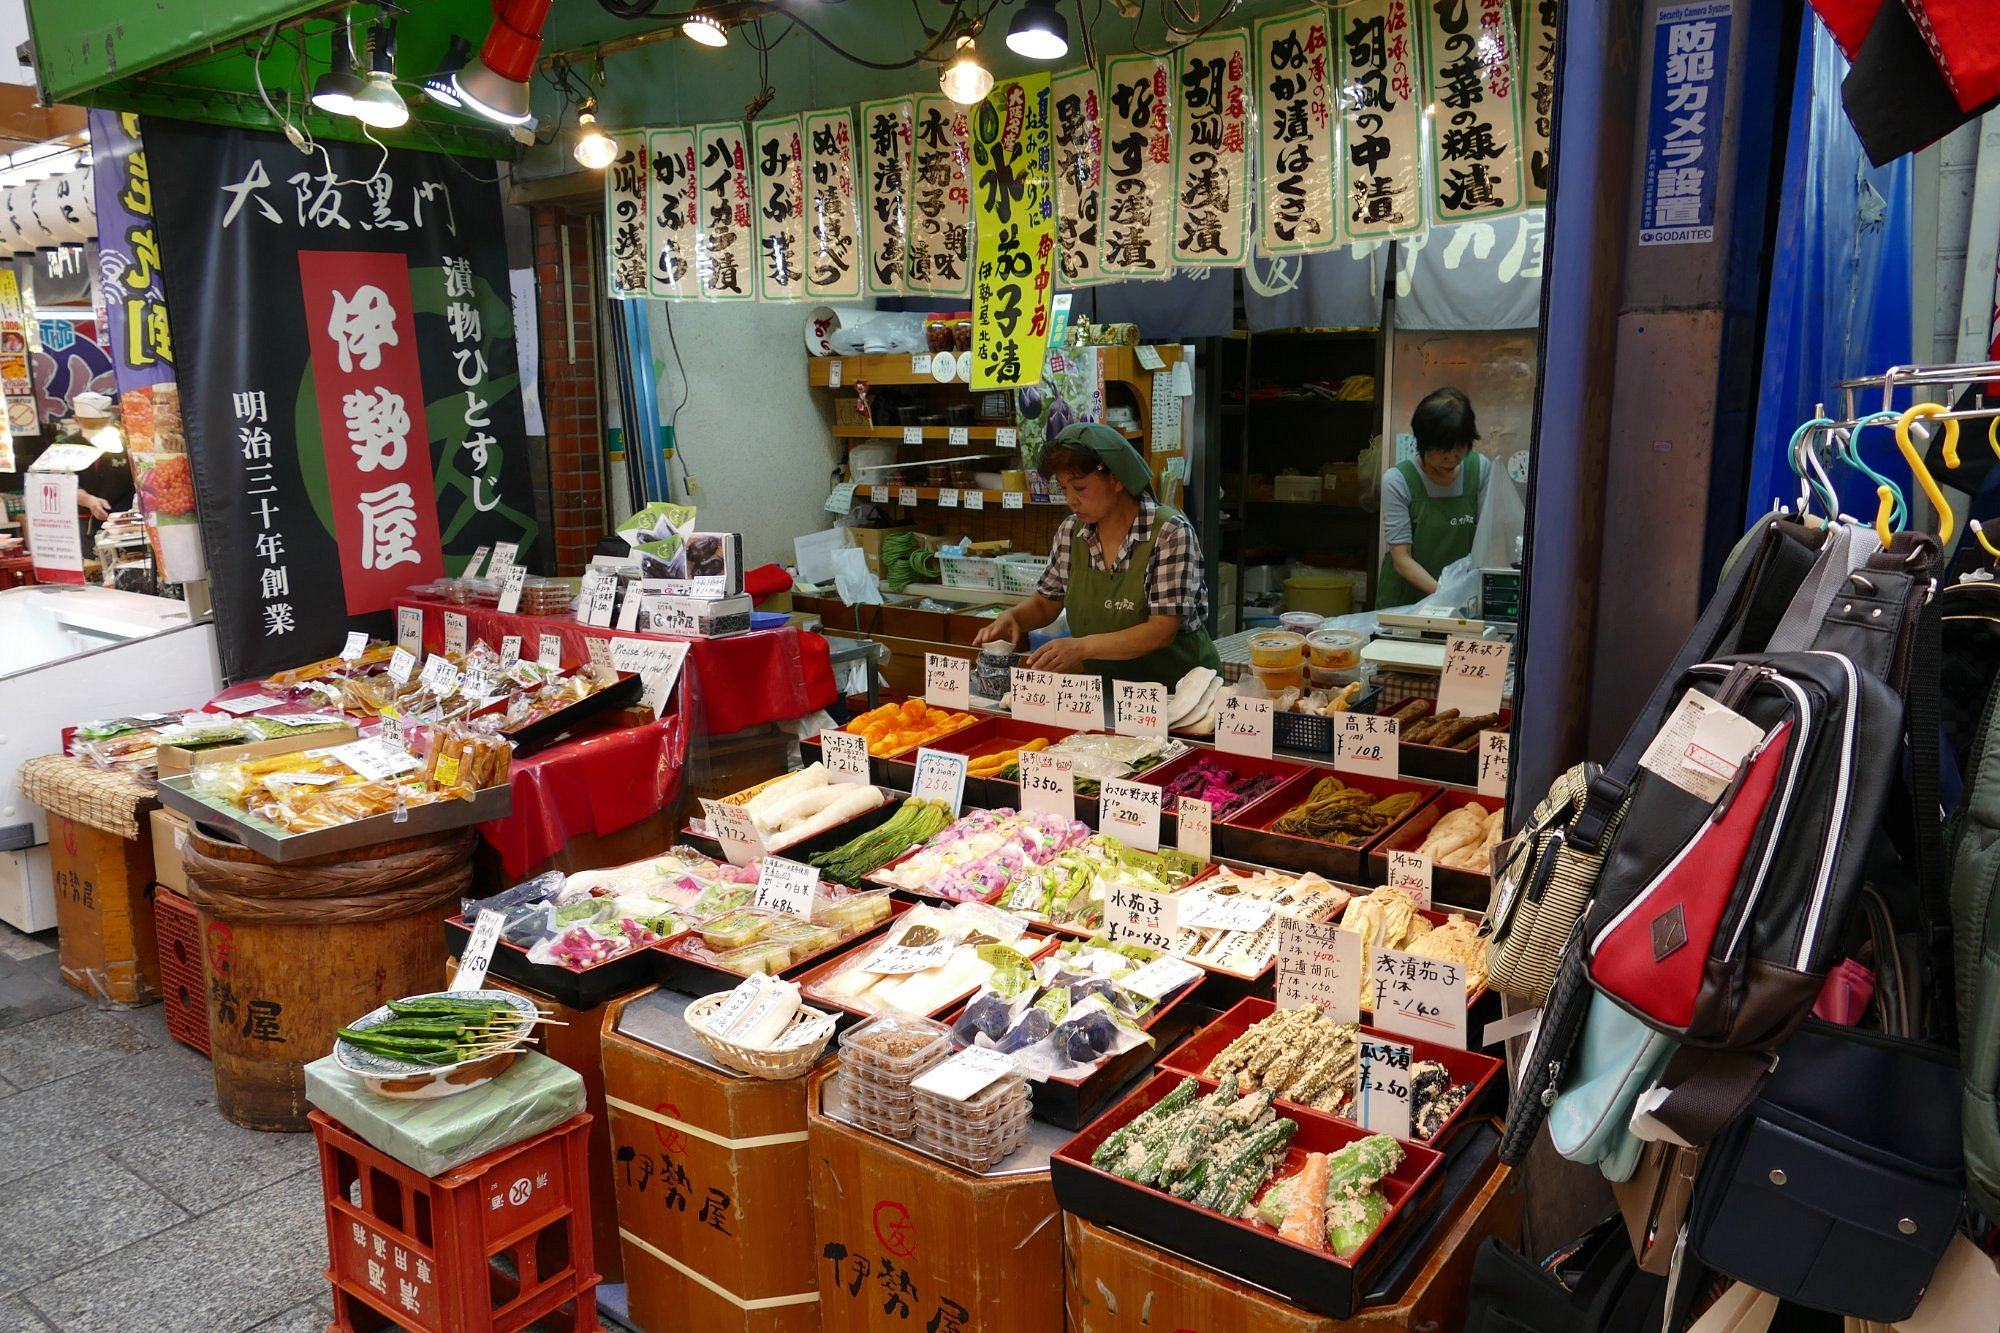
[686,991,839,1080]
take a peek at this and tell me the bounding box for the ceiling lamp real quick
[682,11,729,48]
[453,0,553,126]
[940,35,993,105]
[311,17,365,117]
[350,20,410,129]
[423,35,473,108]
[1006,0,1068,60]
[573,97,618,169]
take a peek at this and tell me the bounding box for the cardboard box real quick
[150,806,191,896]
[50,812,160,1007]
[155,724,360,777]
[847,523,916,576]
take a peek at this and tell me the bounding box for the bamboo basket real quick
[685,991,838,1079]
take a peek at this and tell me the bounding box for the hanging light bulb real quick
[350,20,410,129]
[311,15,365,116]
[573,97,618,169]
[682,11,729,48]
[1006,0,1068,60]
[940,35,993,105]
[423,35,473,108]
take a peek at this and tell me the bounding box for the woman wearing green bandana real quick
[1376,386,1489,609]
[973,423,1221,686]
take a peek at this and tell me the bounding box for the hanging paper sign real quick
[752,115,809,302]
[1339,0,1427,240]
[695,122,756,301]
[971,75,1056,392]
[646,128,700,299]
[803,108,864,300]
[1050,68,1106,287]
[1423,0,1528,224]
[907,96,973,298]
[1523,0,1559,204]
[1255,7,1339,255]
[1173,32,1253,267]
[858,97,914,296]
[1099,54,1174,279]
[606,134,649,298]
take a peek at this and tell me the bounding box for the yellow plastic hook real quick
[1974,520,2000,563]
[1894,403,1957,543]
[1988,413,2000,463]
[1874,485,1897,548]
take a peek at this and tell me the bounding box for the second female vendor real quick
[972,423,1222,686]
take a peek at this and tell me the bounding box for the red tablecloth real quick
[393,597,836,736]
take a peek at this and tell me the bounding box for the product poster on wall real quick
[144,118,539,681]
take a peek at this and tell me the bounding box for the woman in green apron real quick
[1377,386,1488,609]
[973,423,1221,686]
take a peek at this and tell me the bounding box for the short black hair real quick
[1412,387,1478,456]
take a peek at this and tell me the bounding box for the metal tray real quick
[158,773,511,862]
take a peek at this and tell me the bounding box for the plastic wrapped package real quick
[304,1050,586,1177]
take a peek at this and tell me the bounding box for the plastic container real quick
[699,908,779,952]
[915,1072,1031,1125]
[1285,575,1355,617]
[997,554,1050,597]
[1278,611,1325,635]
[711,940,793,975]
[1307,662,1365,689]
[838,1013,955,1080]
[810,888,896,933]
[1253,664,1306,691]
[1247,630,1306,670]
[912,1077,1034,1171]
[1306,628,1365,670]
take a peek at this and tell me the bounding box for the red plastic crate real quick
[312,1110,601,1333]
[151,885,210,1057]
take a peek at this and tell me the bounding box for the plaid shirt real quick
[1035,496,1209,629]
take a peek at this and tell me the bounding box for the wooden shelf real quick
[853,483,1066,508]
[807,344,1183,389]
[830,424,1141,442]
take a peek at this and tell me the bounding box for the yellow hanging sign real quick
[971,73,1056,391]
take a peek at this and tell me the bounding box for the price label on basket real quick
[1275,917,1362,1022]
[938,487,960,508]
[420,655,462,698]
[499,635,522,669]
[1358,1037,1415,1139]
[1477,730,1510,798]
[755,856,821,919]
[1054,671,1103,728]
[1387,850,1433,909]
[911,748,969,816]
[1177,796,1213,860]
[702,799,769,867]
[924,652,971,710]
[329,737,423,782]
[898,486,919,508]
[465,544,492,579]
[1018,750,1075,821]
[1121,955,1204,1001]
[1334,713,1400,779]
[537,633,563,670]
[489,541,519,578]
[1105,881,1179,950]
[996,426,1017,449]
[964,489,985,510]
[1178,890,1277,934]
[821,730,872,785]
[388,647,417,687]
[913,1046,1017,1102]
[1113,680,1167,738]
[1438,635,1511,720]
[443,611,468,658]
[498,564,529,614]
[1002,490,1025,510]
[1371,947,1468,1048]
[396,606,422,654]
[451,909,507,993]
[1009,668,1059,725]
[1215,694,1274,758]
[1101,778,1164,853]
[340,631,368,662]
[948,425,969,447]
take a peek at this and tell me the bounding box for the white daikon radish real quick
[773,785,884,843]
[757,780,846,832]
[744,764,827,822]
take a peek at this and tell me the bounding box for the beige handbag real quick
[1485,763,1622,1003]
[1609,1142,1701,1277]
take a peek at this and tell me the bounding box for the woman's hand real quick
[972,614,1023,649]
[1024,634,1095,674]
[78,490,110,521]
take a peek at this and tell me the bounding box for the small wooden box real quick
[601,990,819,1333]
[151,807,191,896]
[50,813,160,1007]
[807,1064,1064,1333]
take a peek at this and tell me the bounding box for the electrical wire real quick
[658,293,694,492]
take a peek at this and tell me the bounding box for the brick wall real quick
[532,205,605,574]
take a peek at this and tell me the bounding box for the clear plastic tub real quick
[913,1103,1032,1171]
[811,888,895,933]
[838,1013,954,1080]
[913,1073,1031,1125]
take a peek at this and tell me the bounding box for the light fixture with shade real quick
[453,0,553,126]
[682,10,728,48]
[573,97,618,169]
[422,35,473,108]
[940,34,993,105]
[1005,0,1068,60]
[350,20,410,129]
[310,16,365,117]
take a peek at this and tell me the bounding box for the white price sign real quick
[1358,1037,1415,1139]
[903,425,925,445]
[1478,730,1511,798]
[898,486,919,508]
[702,799,768,867]
[499,635,522,669]
[1054,671,1103,728]
[396,606,423,654]
[450,909,507,992]
[821,730,872,785]
[1275,917,1362,1023]
[340,631,368,662]
[537,633,563,670]
[443,612,469,658]
[420,655,463,698]
[461,663,499,702]
[911,748,969,816]
[1437,635,1511,720]
[1104,881,1179,951]
[924,653,971,710]
[1002,491,1025,510]
[1177,890,1277,933]
[754,856,821,919]
[586,636,617,682]
[1113,680,1167,738]
[827,358,842,387]
[1215,694,1274,758]
[938,487,960,508]
[488,541,519,577]
[615,582,644,631]
[1017,750,1075,821]
[910,353,932,376]
[1100,778,1163,853]
[1335,713,1401,779]
[1371,946,1468,1048]
[860,935,953,975]
[912,1046,1017,1101]
[1387,850,1433,909]
[465,544,492,579]
[996,427,1017,449]
[1120,955,1203,1001]
[498,564,529,614]
[948,425,969,447]
[329,737,423,782]
[387,647,417,687]
[584,573,619,627]
[1176,796,1213,860]
[1009,668,1059,725]
[964,489,985,510]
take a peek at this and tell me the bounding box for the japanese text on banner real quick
[972,75,1056,391]
[1050,68,1105,286]
[804,109,864,300]
[695,123,756,300]
[1339,0,1426,239]
[908,96,973,297]
[858,98,914,295]
[1256,7,1338,254]
[606,135,649,297]
[1099,54,1174,278]
[1423,0,1528,224]
[1639,1,1729,246]
[1173,33,1252,266]
[753,115,809,302]
[647,128,700,299]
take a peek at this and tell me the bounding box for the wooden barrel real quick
[183,826,477,1132]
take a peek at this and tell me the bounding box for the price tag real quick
[586,637,617,682]
[450,909,507,992]
[910,353,932,376]
[1215,694,1274,758]
[1135,345,1167,371]
[828,358,842,387]
[489,540,519,577]
[461,663,498,702]
[1177,796,1213,860]
[615,582,644,631]
[1104,881,1179,950]
[585,572,620,627]
[537,633,563,670]
[1121,955,1204,1001]
[903,425,925,445]
[938,487,959,508]
[964,489,985,510]
[861,935,953,974]
[996,426,1017,449]
[612,637,691,717]
[1177,890,1277,933]
[754,856,821,918]
[1274,917,1362,1023]
[396,606,422,654]
[1002,491,1025,510]
[898,486,919,508]
[1017,750,1075,821]
[912,1046,1017,1101]
[911,747,969,816]
[821,730,872,785]
[1100,778,1163,853]
[1478,730,1510,798]
[420,655,463,698]
[1113,680,1167,738]
[340,631,368,662]
[1009,667,1059,725]
[1334,713,1401,778]
[825,481,858,513]
[388,647,417,686]
[1054,671,1103,728]
[1357,1038,1415,1139]
[498,564,528,614]
[209,693,282,716]
[465,544,492,579]
[702,798,768,867]
[329,737,423,782]
[924,653,971,710]
[443,612,469,659]
[1387,850,1433,909]
[1371,946,1468,1048]
[1437,635,1511,720]
[499,635,522,669]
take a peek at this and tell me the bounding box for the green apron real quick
[1065,504,1222,686]
[1376,452,1483,609]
